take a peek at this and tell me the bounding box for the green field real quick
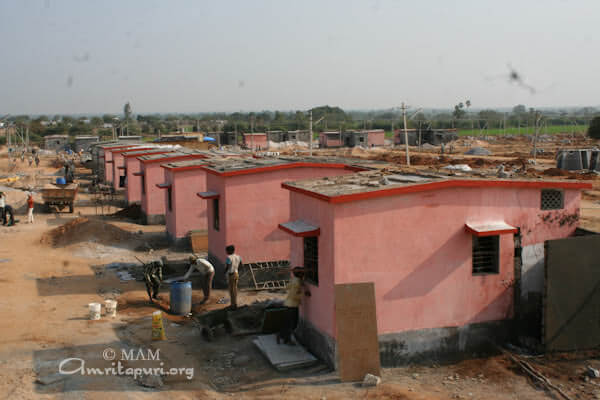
[456,124,588,136]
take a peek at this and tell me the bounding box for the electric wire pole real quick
[309,110,313,157]
[401,102,410,166]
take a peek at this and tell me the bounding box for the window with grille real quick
[303,237,319,285]
[541,189,564,210]
[213,198,220,231]
[167,187,172,211]
[472,235,499,274]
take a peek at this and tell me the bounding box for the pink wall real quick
[112,152,126,191]
[164,168,208,239]
[243,134,268,150]
[319,133,342,148]
[113,148,153,191]
[206,166,356,266]
[103,149,115,183]
[367,131,385,147]
[125,157,144,204]
[141,163,167,218]
[289,186,582,338]
[206,173,227,262]
[288,193,337,338]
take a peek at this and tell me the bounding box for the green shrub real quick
[588,116,600,139]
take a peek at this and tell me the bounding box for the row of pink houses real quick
[138,153,210,225]
[277,170,591,366]
[100,144,146,183]
[192,158,373,278]
[118,149,174,194]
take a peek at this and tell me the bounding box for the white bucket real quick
[88,303,101,320]
[104,300,117,317]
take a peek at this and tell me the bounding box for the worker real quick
[224,245,242,309]
[144,256,165,303]
[0,192,5,225]
[28,156,33,167]
[3,205,14,226]
[27,192,34,224]
[165,255,215,304]
[34,155,40,167]
[277,267,311,345]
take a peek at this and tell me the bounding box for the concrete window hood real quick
[279,220,320,237]
[465,221,518,237]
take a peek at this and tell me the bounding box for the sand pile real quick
[112,204,142,219]
[41,217,137,247]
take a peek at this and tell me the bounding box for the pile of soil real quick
[112,204,142,219]
[41,217,137,247]
[542,168,570,177]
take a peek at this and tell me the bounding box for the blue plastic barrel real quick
[170,281,192,315]
[56,177,66,185]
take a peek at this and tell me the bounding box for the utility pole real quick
[401,102,410,166]
[532,111,541,165]
[309,110,313,157]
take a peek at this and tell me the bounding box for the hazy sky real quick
[0,0,598,114]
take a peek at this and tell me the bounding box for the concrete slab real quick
[253,334,318,371]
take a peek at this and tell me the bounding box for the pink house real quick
[111,147,154,191]
[122,149,175,205]
[319,131,343,148]
[138,153,209,225]
[279,171,591,367]
[243,133,268,150]
[196,158,370,280]
[160,159,218,244]
[101,144,141,183]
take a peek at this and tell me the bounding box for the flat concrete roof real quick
[282,169,593,203]
[138,148,211,162]
[199,156,378,174]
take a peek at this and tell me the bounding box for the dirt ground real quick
[0,136,599,399]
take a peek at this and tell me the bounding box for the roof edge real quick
[282,179,593,204]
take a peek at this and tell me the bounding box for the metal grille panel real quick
[472,235,499,274]
[304,237,319,285]
[541,189,564,210]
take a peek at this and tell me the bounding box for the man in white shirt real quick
[224,245,242,309]
[165,255,215,304]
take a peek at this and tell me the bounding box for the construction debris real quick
[362,373,382,387]
[253,334,318,371]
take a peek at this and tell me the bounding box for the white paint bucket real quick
[88,303,101,320]
[104,300,117,317]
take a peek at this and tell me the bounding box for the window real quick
[472,235,499,274]
[167,187,172,211]
[541,189,564,210]
[303,237,319,285]
[141,175,145,194]
[213,198,219,231]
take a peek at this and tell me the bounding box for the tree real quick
[588,116,600,139]
[124,102,132,123]
[453,102,466,119]
[512,104,527,115]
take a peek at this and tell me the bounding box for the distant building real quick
[394,128,458,146]
[318,131,343,148]
[74,136,99,152]
[243,133,268,150]
[44,135,69,151]
[342,129,385,147]
[153,134,215,150]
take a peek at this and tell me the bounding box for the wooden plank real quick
[335,282,380,382]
